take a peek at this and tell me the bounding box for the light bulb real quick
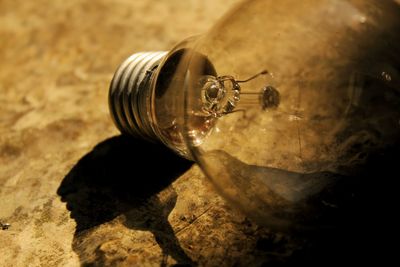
[109,0,400,230]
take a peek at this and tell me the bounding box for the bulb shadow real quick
[57,135,194,265]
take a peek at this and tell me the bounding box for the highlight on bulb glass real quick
[109,0,400,230]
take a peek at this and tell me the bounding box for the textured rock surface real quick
[0,0,293,266]
[2,1,397,266]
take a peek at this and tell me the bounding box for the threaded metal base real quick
[109,51,168,141]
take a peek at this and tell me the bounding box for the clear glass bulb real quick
[109,0,400,230]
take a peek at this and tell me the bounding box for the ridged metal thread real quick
[109,51,168,141]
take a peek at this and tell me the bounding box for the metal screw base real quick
[109,51,168,141]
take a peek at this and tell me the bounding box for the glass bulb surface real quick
[109,0,400,230]
[167,0,400,229]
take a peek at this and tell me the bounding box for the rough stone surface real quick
[2,1,397,266]
[0,0,294,266]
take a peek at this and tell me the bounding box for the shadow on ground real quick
[57,135,194,266]
[57,134,399,266]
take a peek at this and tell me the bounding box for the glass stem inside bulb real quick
[199,70,280,118]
